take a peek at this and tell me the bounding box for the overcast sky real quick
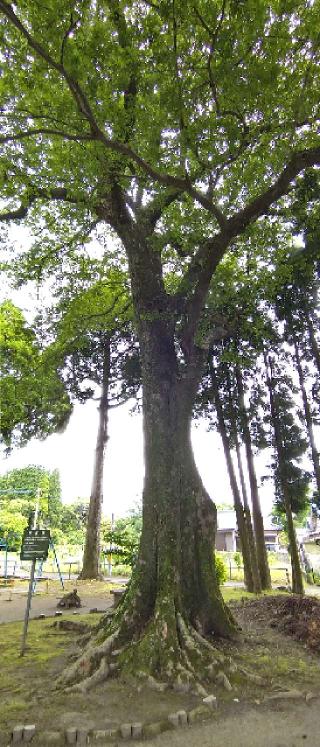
[0,394,276,520]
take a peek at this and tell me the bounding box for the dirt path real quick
[135,699,320,747]
[0,591,112,623]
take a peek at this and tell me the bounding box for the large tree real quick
[1,1,320,688]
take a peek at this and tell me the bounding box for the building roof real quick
[217,510,279,532]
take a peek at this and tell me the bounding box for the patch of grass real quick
[0,613,105,731]
[221,587,285,604]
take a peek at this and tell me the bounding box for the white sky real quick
[0,396,275,520]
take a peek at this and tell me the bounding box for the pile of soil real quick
[232,594,320,653]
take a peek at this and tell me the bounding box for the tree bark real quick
[209,360,256,592]
[79,335,111,580]
[234,431,261,593]
[235,365,272,590]
[293,333,320,499]
[264,353,304,595]
[58,228,236,691]
[306,314,320,379]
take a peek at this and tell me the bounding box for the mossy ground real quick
[0,587,320,744]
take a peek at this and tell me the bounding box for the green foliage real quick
[57,499,89,546]
[0,465,63,547]
[103,505,142,568]
[214,554,228,586]
[0,301,72,451]
[233,551,242,569]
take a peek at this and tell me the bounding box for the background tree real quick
[263,352,309,594]
[41,268,138,578]
[1,1,320,688]
[0,301,71,450]
[0,465,63,545]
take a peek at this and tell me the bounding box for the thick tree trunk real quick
[235,365,271,590]
[132,318,235,641]
[58,231,237,691]
[293,334,320,498]
[209,361,257,592]
[234,433,261,593]
[79,336,110,580]
[264,354,304,595]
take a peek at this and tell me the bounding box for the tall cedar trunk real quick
[235,365,271,590]
[264,354,304,595]
[79,336,110,580]
[209,361,256,592]
[234,432,261,593]
[293,333,320,498]
[225,367,261,592]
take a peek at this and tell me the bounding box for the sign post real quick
[20,492,50,656]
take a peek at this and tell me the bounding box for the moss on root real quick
[55,585,237,695]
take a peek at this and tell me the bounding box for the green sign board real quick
[20,529,50,561]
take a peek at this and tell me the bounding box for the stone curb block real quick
[12,726,24,743]
[65,728,77,744]
[23,725,36,743]
[167,713,180,728]
[176,710,188,726]
[131,723,142,740]
[203,694,217,709]
[76,728,88,744]
[120,724,132,740]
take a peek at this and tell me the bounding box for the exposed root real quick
[55,628,120,690]
[55,588,254,695]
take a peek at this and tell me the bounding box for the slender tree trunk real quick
[209,360,256,592]
[234,432,261,593]
[306,314,320,379]
[293,333,320,498]
[264,353,304,595]
[235,365,271,590]
[79,336,111,580]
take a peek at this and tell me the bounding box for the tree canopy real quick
[1,0,320,691]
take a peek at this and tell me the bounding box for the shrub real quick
[233,551,242,569]
[215,555,228,585]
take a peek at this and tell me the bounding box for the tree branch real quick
[140,188,182,230]
[0,1,100,135]
[0,1,227,229]
[227,145,320,236]
[0,187,84,222]
[177,143,320,355]
[0,127,94,145]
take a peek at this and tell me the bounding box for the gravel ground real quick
[0,589,112,623]
[137,699,320,747]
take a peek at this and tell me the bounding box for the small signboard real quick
[20,529,50,562]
